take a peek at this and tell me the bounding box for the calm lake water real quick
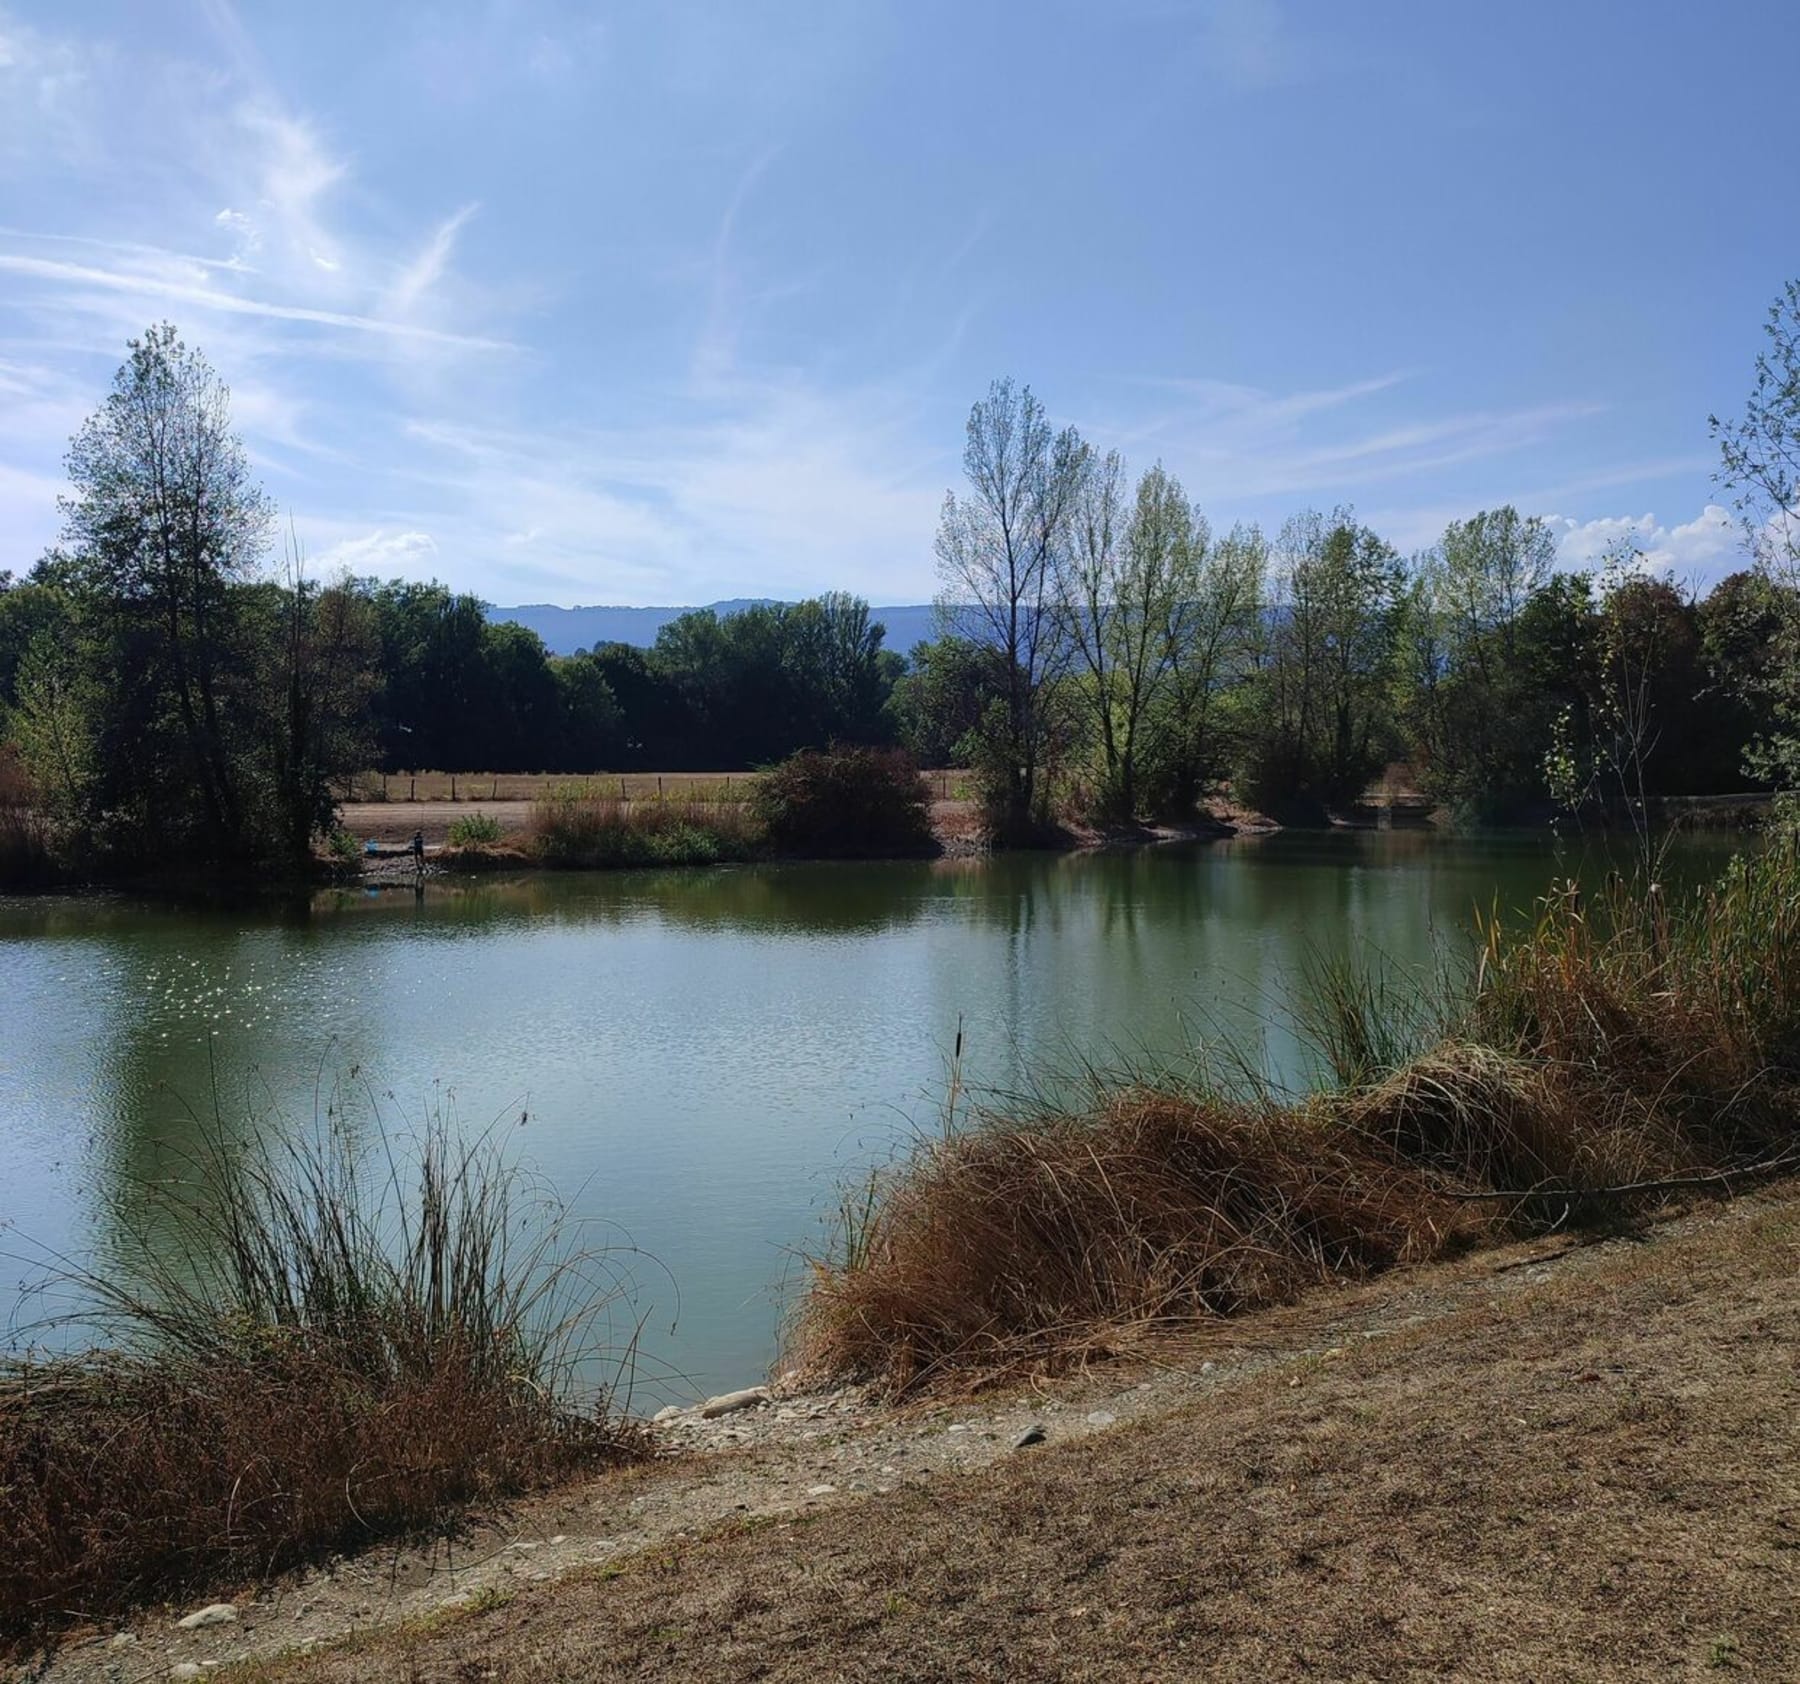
[0,830,1744,1398]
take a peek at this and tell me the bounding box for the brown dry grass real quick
[801,1094,1484,1391]
[345,771,761,803]
[345,770,974,804]
[0,1118,646,1648]
[249,1189,1800,1684]
[0,745,60,888]
[0,1343,631,1644]
[524,793,760,868]
[797,840,1800,1395]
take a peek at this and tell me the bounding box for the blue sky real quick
[0,1,1793,606]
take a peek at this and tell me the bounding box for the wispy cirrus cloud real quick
[0,251,512,350]
[1099,367,1603,507]
[386,204,480,318]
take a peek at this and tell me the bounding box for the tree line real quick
[927,376,1793,837]
[4,302,1799,875]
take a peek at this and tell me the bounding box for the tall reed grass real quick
[0,1108,644,1643]
[796,835,1800,1394]
[525,792,760,868]
[0,750,61,889]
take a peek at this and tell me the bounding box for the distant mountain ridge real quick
[486,600,940,657]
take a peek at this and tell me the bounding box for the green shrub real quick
[448,812,504,847]
[325,826,362,863]
[752,746,935,858]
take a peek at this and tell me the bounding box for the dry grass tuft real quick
[0,748,60,889]
[0,1113,645,1645]
[798,1090,1481,1391]
[1338,1044,1698,1195]
[525,793,759,868]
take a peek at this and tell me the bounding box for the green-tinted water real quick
[0,830,1742,1396]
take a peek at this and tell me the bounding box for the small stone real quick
[548,1534,568,1545]
[170,1668,203,1681]
[1085,1410,1118,1428]
[1013,1422,1048,1449]
[1200,1360,1216,1374]
[109,1633,138,1648]
[806,1483,837,1496]
[176,1603,238,1631]
[700,1386,771,1419]
[946,1423,970,1434]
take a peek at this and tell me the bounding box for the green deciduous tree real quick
[1150,520,1267,815]
[1713,279,1800,783]
[1407,506,1561,818]
[1060,456,1204,818]
[935,378,1087,839]
[59,324,274,857]
[1240,509,1403,813]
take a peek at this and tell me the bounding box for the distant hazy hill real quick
[487,600,940,657]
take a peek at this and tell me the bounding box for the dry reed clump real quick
[0,748,61,889]
[798,1089,1482,1392]
[1336,1044,1702,1197]
[0,1341,618,1642]
[525,793,760,868]
[0,1114,645,1646]
[799,839,1800,1395]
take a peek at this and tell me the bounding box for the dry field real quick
[153,1187,1800,1684]
[343,770,973,803]
[336,769,976,849]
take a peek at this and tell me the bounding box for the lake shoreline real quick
[22,1186,1799,1680]
[1,787,1774,903]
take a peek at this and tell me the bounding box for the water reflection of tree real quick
[62,922,385,1320]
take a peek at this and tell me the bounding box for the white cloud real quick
[0,252,512,350]
[1547,504,1746,588]
[232,103,347,282]
[306,526,439,574]
[1110,366,1600,506]
[386,204,478,318]
[389,365,948,603]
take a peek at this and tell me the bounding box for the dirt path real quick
[337,802,532,848]
[38,1187,1799,1683]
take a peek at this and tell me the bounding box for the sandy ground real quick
[36,1185,1800,1683]
[338,801,534,848]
